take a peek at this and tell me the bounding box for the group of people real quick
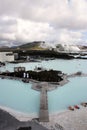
[23,72,29,78]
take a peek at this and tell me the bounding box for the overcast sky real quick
[0,0,87,46]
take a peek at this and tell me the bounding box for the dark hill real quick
[18,41,45,49]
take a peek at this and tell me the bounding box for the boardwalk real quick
[39,87,49,122]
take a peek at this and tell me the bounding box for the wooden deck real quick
[39,87,49,122]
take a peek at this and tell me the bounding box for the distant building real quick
[14,67,26,72]
[34,66,46,72]
[14,53,19,60]
[0,52,14,62]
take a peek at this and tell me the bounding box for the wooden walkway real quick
[39,87,49,122]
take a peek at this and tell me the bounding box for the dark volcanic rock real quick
[0,62,5,67]
[17,50,74,59]
[1,70,63,82]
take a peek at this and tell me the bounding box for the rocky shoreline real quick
[18,50,74,59]
[0,61,5,67]
[0,69,86,91]
[0,69,64,83]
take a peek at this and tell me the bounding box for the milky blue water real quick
[0,79,40,114]
[1,59,87,74]
[0,59,87,114]
[48,77,87,113]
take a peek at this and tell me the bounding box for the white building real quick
[14,67,26,72]
[0,52,14,62]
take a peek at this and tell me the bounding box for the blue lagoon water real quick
[48,77,87,113]
[0,59,87,74]
[0,79,40,114]
[0,59,87,114]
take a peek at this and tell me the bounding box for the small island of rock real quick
[0,68,64,83]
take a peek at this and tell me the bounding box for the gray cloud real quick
[0,0,87,46]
